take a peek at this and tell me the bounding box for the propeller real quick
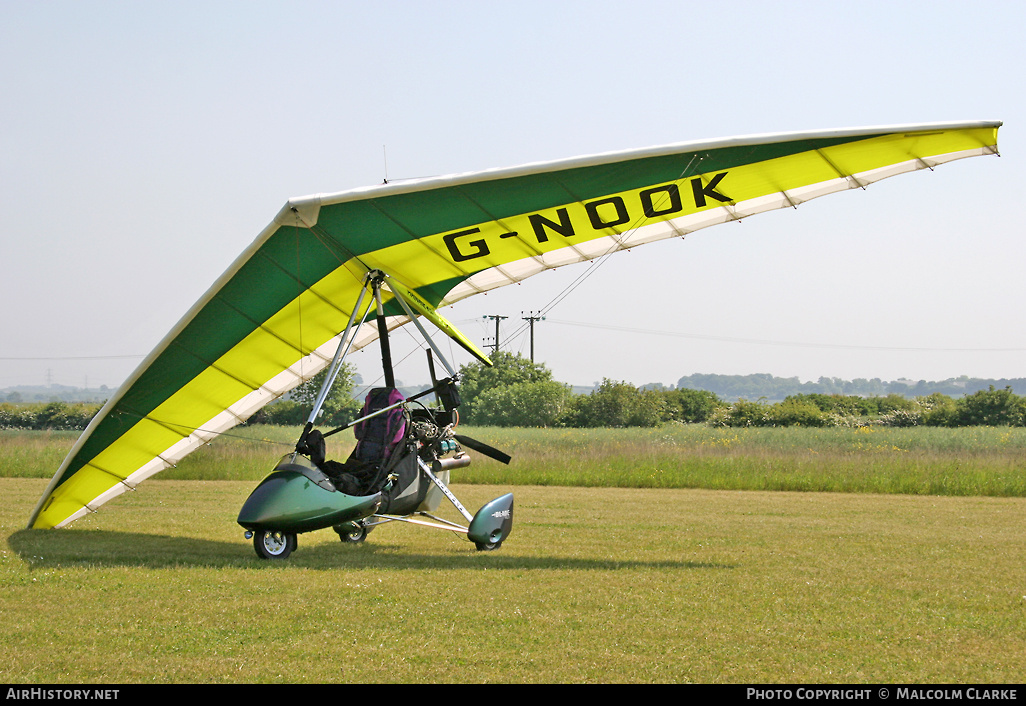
[427,348,509,464]
[454,434,512,465]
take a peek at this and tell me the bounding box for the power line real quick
[545,319,1026,353]
[0,354,145,361]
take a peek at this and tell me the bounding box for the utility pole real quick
[483,315,508,354]
[521,311,545,362]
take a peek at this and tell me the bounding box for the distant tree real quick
[0,401,101,430]
[674,372,1026,401]
[256,399,307,427]
[784,394,875,417]
[765,397,827,427]
[573,379,666,428]
[916,393,958,427]
[0,403,36,429]
[876,394,917,414]
[662,388,721,423]
[471,380,575,427]
[953,386,1026,427]
[36,402,76,429]
[251,364,360,427]
[707,399,769,428]
[457,351,554,422]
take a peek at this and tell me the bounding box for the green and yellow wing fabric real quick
[29,121,1001,529]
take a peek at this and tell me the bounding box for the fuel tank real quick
[237,454,382,533]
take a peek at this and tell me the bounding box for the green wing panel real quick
[29,121,1000,528]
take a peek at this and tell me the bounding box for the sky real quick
[1,0,1023,395]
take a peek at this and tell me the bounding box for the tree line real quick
[0,401,103,430]
[0,368,363,432]
[455,353,1026,428]
[675,372,1026,400]
[4,354,1025,430]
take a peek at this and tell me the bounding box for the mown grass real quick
[4,427,1025,683]
[5,425,1025,498]
[3,478,1024,683]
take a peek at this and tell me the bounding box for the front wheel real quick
[253,530,297,559]
[334,521,368,543]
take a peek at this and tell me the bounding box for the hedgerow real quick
[0,402,102,430]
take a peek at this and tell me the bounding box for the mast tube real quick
[373,276,396,388]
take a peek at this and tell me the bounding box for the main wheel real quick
[253,530,297,559]
[334,521,368,543]
[474,540,502,551]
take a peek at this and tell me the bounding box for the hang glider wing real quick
[29,120,1001,529]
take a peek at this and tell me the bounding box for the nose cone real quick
[238,470,381,533]
[468,493,514,546]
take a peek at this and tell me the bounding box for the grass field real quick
[7,424,1025,496]
[3,426,1025,683]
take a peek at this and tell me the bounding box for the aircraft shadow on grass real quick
[7,529,736,572]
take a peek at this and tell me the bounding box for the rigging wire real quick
[498,153,706,349]
[113,407,298,449]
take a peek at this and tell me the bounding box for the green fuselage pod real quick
[238,455,382,533]
[467,493,514,546]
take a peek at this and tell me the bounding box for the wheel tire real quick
[335,522,368,544]
[474,540,502,551]
[253,530,297,559]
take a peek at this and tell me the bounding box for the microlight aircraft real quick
[29,122,1002,559]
